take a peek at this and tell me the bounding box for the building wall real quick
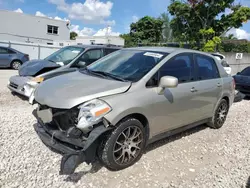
[0,10,70,44]
[0,40,61,60]
[75,36,125,46]
[224,53,250,75]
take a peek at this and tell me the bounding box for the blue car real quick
[0,46,29,70]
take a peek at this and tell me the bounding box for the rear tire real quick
[11,60,22,70]
[207,99,229,129]
[99,118,146,171]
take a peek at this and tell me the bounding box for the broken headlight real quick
[76,99,111,133]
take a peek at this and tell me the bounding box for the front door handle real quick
[190,87,198,92]
[217,83,222,87]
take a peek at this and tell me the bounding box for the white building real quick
[75,36,125,47]
[0,10,70,45]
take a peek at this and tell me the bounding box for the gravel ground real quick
[0,69,250,188]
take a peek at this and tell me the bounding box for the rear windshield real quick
[240,67,250,76]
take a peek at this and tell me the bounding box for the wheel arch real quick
[222,96,230,106]
[107,112,150,143]
[11,59,23,66]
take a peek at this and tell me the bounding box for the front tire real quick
[207,99,229,129]
[11,60,22,70]
[100,118,146,171]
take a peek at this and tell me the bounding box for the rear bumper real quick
[236,85,250,96]
[7,75,35,97]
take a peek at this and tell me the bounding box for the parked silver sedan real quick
[7,45,120,99]
[32,47,235,174]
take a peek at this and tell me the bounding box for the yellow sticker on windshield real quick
[144,52,163,59]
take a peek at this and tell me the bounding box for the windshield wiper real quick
[80,68,107,78]
[90,70,128,82]
[48,59,56,63]
[80,68,128,82]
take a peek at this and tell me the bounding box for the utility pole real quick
[106,24,110,45]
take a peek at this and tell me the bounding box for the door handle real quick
[190,87,198,92]
[217,83,222,87]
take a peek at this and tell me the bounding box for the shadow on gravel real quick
[145,124,207,153]
[11,91,28,101]
[64,161,103,183]
[244,96,250,101]
[64,124,207,183]
[246,176,250,188]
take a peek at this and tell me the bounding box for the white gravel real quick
[1,69,250,188]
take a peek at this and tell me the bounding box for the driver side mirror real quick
[77,61,86,68]
[159,76,178,89]
[237,72,240,75]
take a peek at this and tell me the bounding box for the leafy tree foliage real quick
[70,31,78,40]
[130,16,164,44]
[168,0,250,48]
[119,34,135,47]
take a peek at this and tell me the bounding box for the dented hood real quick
[19,59,61,76]
[34,71,131,109]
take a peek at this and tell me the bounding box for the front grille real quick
[9,82,18,89]
[37,104,78,131]
[52,108,78,131]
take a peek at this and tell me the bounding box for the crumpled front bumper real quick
[7,75,36,98]
[32,109,112,174]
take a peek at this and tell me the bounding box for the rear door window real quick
[195,54,220,80]
[104,48,119,55]
[8,49,16,54]
[0,47,8,54]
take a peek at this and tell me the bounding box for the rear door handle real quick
[190,87,198,92]
[217,83,222,87]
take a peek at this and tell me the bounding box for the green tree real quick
[70,31,78,40]
[159,13,172,42]
[130,16,164,44]
[120,34,135,47]
[168,0,250,50]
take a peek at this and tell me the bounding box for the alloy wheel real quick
[113,126,143,165]
[216,102,228,126]
[12,61,21,70]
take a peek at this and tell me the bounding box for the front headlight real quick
[32,77,44,83]
[26,81,39,86]
[26,77,44,86]
[76,99,112,133]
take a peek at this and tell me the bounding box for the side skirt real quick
[147,118,211,145]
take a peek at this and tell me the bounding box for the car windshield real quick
[240,67,250,76]
[44,46,84,65]
[85,49,168,82]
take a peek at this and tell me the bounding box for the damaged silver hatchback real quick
[32,47,235,175]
